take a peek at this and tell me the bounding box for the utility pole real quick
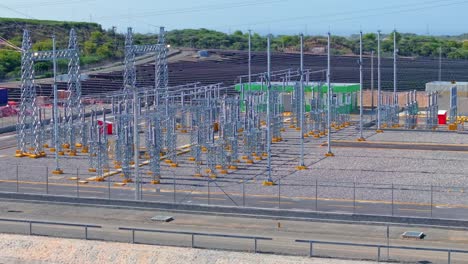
[438,46,442,81]
[263,34,274,185]
[297,34,307,169]
[393,30,398,109]
[51,35,63,175]
[248,29,252,91]
[134,87,140,200]
[325,32,334,157]
[358,31,365,141]
[371,51,374,110]
[376,30,383,133]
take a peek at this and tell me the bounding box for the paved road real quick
[0,200,467,263]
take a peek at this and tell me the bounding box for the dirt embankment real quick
[0,234,374,264]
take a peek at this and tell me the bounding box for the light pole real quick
[393,30,399,128]
[371,51,374,110]
[376,30,383,133]
[297,34,307,170]
[358,31,365,142]
[131,86,140,200]
[51,35,63,175]
[263,34,274,186]
[248,29,252,91]
[325,32,334,157]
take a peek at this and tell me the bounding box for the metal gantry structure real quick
[14,27,450,199]
[16,29,82,162]
[16,29,42,158]
[64,29,84,156]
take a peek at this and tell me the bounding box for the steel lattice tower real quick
[16,30,42,158]
[120,27,136,181]
[65,29,83,152]
[155,27,168,104]
[123,27,136,98]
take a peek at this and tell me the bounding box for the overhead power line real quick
[6,0,95,8]
[215,0,468,30]
[96,0,289,21]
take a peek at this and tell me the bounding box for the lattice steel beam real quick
[16,29,43,158]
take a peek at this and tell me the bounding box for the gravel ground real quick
[0,122,467,208]
[368,130,468,144]
[0,234,374,264]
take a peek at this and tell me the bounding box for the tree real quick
[33,39,53,51]
[0,50,20,79]
[83,40,97,55]
[96,44,112,58]
[448,48,468,59]
[463,40,468,50]
[362,33,377,52]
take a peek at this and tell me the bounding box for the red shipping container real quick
[438,110,448,125]
[97,120,113,135]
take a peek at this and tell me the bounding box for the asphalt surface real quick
[1,178,468,221]
[0,200,467,263]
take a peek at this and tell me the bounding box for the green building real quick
[234,82,360,113]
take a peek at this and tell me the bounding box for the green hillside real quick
[1,17,468,81]
[0,18,129,80]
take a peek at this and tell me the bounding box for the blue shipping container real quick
[0,89,8,106]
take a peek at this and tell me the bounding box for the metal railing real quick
[0,217,102,240]
[118,226,272,253]
[2,163,468,220]
[0,217,466,263]
[295,239,468,264]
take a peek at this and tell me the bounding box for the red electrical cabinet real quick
[438,110,448,125]
[97,120,113,135]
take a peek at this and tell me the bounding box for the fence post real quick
[377,246,381,262]
[242,176,245,207]
[173,172,176,204]
[29,222,32,235]
[76,168,80,198]
[448,250,451,264]
[108,176,111,200]
[278,178,281,209]
[254,238,258,253]
[309,242,313,257]
[353,181,356,214]
[391,184,394,216]
[131,229,135,244]
[191,234,195,248]
[46,166,49,194]
[208,180,210,205]
[386,225,390,259]
[315,179,318,211]
[140,181,143,201]
[430,185,433,218]
[85,226,88,240]
[16,165,19,193]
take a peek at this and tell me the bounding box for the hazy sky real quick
[0,0,467,35]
